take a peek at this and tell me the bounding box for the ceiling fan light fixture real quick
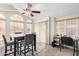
[24,11,31,16]
[22,3,40,17]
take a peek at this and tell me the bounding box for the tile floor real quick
[0,42,74,56]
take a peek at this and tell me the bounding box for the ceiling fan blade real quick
[21,12,25,14]
[30,13,34,17]
[32,11,40,13]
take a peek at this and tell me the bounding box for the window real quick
[66,19,77,36]
[10,14,24,21]
[0,14,6,19]
[56,20,65,35]
[26,24,32,33]
[26,20,32,23]
[10,22,24,33]
[10,14,33,34]
[0,20,6,34]
[10,14,24,34]
[56,18,78,37]
[26,19,32,33]
[0,14,6,35]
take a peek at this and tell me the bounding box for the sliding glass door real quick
[39,22,47,43]
[35,23,40,42]
[35,21,49,44]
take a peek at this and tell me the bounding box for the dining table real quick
[11,33,36,56]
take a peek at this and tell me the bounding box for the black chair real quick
[20,34,34,56]
[2,34,14,56]
[60,36,75,55]
[2,34,20,56]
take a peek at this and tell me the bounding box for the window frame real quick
[56,17,79,36]
[0,19,6,35]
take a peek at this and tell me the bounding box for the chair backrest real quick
[10,36,12,41]
[24,34,34,45]
[2,34,7,45]
[60,37,74,46]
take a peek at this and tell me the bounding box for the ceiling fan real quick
[22,3,40,17]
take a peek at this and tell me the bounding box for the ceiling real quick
[1,3,79,20]
[0,4,17,11]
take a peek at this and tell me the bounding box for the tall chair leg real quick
[4,46,7,56]
[24,45,26,56]
[20,43,22,55]
[73,41,75,56]
[16,42,19,55]
[76,40,78,56]
[32,44,34,56]
[10,46,12,51]
[28,45,30,51]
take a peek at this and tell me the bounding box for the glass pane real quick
[10,14,24,21]
[0,14,6,19]
[66,19,77,36]
[26,24,32,33]
[56,21,65,35]
[26,20,32,23]
[0,20,5,40]
[0,20,5,34]
[10,22,24,34]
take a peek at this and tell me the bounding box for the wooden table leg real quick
[34,34,36,51]
[14,38,16,56]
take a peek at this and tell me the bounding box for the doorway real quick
[35,21,49,44]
